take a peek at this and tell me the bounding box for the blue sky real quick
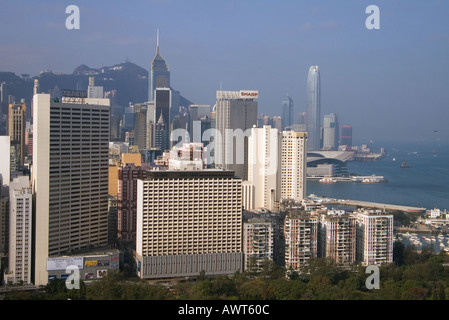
[1,0,448,143]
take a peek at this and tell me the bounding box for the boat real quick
[392,157,396,161]
[400,161,412,168]
[319,177,337,183]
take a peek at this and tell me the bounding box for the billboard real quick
[47,257,84,271]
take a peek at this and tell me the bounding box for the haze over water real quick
[307,139,449,211]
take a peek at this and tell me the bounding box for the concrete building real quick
[355,210,394,266]
[136,168,243,279]
[243,218,274,272]
[319,211,356,266]
[246,125,281,211]
[8,102,26,168]
[32,93,110,286]
[0,136,10,195]
[281,131,307,202]
[340,125,353,150]
[188,105,211,143]
[6,176,32,284]
[214,90,258,180]
[284,211,318,272]
[323,113,339,151]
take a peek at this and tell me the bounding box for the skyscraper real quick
[214,90,258,180]
[32,92,110,285]
[340,125,353,150]
[282,96,294,130]
[149,30,170,103]
[281,131,307,202]
[8,175,32,284]
[8,102,26,168]
[306,66,321,151]
[247,125,281,211]
[323,113,339,151]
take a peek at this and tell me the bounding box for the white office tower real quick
[284,212,318,271]
[136,168,243,279]
[355,210,394,266]
[319,211,356,266]
[246,125,281,212]
[0,135,10,195]
[243,218,274,272]
[214,90,258,180]
[7,176,32,284]
[87,77,104,99]
[281,131,307,202]
[32,93,110,285]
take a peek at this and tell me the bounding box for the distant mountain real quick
[0,61,193,108]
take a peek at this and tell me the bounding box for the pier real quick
[319,198,426,213]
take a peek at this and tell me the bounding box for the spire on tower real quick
[156,28,160,54]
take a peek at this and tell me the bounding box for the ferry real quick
[361,177,381,183]
[400,161,412,168]
[319,177,337,183]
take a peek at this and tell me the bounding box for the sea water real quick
[307,139,449,211]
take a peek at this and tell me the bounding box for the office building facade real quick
[214,90,258,180]
[32,93,110,285]
[136,169,243,279]
[323,113,339,151]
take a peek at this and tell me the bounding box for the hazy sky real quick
[1,0,448,143]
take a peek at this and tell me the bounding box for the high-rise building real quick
[340,125,353,150]
[243,218,274,272]
[8,102,26,168]
[214,90,258,180]
[0,136,10,195]
[323,113,339,151]
[188,105,211,143]
[7,175,32,284]
[136,168,243,279]
[281,131,307,202]
[319,211,356,266]
[306,66,321,151]
[246,125,281,211]
[0,82,8,134]
[32,92,110,286]
[117,162,149,242]
[282,96,294,130]
[355,210,394,266]
[149,30,170,103]
[154,112,169,152]
[284,211,318,272]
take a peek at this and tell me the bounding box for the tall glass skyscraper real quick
[306,66,320,151]
[149,30,170,102]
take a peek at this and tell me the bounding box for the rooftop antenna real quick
[156,28,160,54]
[220,81,223,90]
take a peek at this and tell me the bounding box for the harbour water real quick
[307,139,449,211]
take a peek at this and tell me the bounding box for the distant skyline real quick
[1,0,448,142]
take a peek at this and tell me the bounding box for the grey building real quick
[306,66,321,151]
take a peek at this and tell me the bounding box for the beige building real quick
[32,93,110,286]
[243,218,274,272]
[281,131,307,202]
[319,211,356,266]
[136,169,243,279]
[284,211,318,272]
[8,102,26,168]
[7,176,32,284]
[245,125,281,211]
[355,210,394,266]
